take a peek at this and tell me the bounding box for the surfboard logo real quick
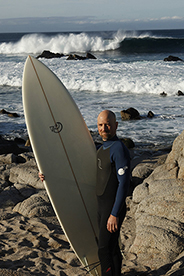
[50,122,63,133]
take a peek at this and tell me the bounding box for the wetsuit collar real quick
[103,135,118,149]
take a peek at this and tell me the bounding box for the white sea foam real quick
[0,32,123,55]
[0,56,184,97]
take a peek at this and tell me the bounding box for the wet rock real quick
[86,52,97,59]
[164,55,184,62]
[120,107,140,120]
[0,109,20,117]
[177,90,184,96]
[36,50,64,59]
[0,136,25,155]
[147,111,154,118]
[160,91,167,96]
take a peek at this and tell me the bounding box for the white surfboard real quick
[22,56,100,276]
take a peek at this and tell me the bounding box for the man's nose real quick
[102,124,107,131]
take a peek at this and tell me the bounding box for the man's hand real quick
[107,215,119,233]
[38,172,45,182]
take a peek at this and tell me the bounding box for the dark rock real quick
[0,186,24,208]
[147,111,154,118]
[0,137,24,155]
[25,138,31,147]
[14,137,26,144]
[120,107,140,120]
[73,54,86,60]
[160,91,167,97]
[121,138,135,149]
[36,50,64,59]
[86,52,97,59]
[177,90,184,96]
[0,109,20,118]
[67,53,97,60]
[164,55,183,62]
[66,54,75,60]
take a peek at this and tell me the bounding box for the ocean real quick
[0,29,184,149]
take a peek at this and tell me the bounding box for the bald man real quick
[96,110,130,276]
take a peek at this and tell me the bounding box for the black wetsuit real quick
[96,135,130,276]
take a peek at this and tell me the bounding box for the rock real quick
[165,129,184,179]
[147,111,154,118]
[14,137,26,144]
[67,53,97,60]
[0,136,25,155]
[9,160,44,190]
[66,54,76,60]
[36,50,64,59]
[160,91,167,96]
[121,138,135,149]
[164,55,183,62]
[130,129,184,269]
[0,186,24,208]
[86,52,97,59]
[120,107,140,120]
[177,90,184,96]
[73,54,86,60]
[25,138,31,147]
[0,109,20,118]
[131,178,184,269]
[132,162,154,187]
[13,192,54,217]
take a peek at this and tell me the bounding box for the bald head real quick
[97,110,118,141]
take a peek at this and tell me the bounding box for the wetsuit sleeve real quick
[110,142,130,217]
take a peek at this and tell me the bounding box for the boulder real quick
[177,90,184,96]
[160,91,167,96]
[0,136,25,155]
[164,55,183,62]
[86,52,97,59]
[147,111,154,118]
[36,50,64,59]
[67,53,97,60]
[9,160,44,190]
[0,186,24,208]
[0,109,20,118]
[130,130,184,269]
[121,138,135,149]
[131,178,184,269]
[13,192,54,217]
[120,107,140,120]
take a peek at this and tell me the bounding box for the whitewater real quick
[0,29,184,149]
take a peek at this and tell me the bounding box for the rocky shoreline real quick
[0,132,184,276]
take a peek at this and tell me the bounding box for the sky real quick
[0,0,184,32]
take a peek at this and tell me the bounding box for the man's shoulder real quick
[112,138,130,157]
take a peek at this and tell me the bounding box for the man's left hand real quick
[107,215,119,233]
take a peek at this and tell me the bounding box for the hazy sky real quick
[0,0,184,32]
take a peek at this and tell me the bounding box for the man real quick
[39,110,130,276]
[96,110,130,276]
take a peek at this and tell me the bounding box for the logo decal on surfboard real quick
[50,122,63,133]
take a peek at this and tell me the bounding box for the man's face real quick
[97,111,118,141]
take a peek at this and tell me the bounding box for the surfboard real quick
[22,56,100,276]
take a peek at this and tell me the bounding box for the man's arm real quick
[107,142,130,232]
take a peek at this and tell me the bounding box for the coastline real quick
[0,135,172,276]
